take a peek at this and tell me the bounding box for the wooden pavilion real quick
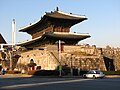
[17,8,91,71]
[18,8,90,49]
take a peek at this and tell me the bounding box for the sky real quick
[0,0,120,48]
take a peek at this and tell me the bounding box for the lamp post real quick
[71,54,73,76]
[10,19,16,71]
[9,51,13,70]
[58,40,62,77]
[78,58,81,76]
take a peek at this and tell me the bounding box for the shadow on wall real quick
[103,57,115,71]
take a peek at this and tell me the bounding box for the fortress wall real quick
[46,45,106,71]
[46,45,98,55]
[63,45,120,71]
[102,47,120,71]
[64,45,102,56]
[17,45,120,71]
[17,49,59,70]
[45,45,120,71]
[61,53,106,71]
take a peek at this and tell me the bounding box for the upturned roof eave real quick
[45,32,90,40]
[17,32,90,46]
[19,15,46,32]
[19,10,87,32]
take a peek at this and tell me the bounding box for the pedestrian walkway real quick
[106,75,120,78]
[0,74,120,78]
[0,74,32,78]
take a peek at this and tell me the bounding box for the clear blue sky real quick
[0,0,120,47]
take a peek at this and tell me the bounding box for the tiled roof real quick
[0,33,7,44]
[46,11,87,20]
[19,10,87,32]
[18,32,90,47]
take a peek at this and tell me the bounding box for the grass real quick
[103,71,120,75]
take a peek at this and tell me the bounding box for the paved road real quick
[0,75,120,90]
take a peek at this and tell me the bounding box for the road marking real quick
[1,79,91,89]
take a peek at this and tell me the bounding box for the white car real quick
[83,70,105,79]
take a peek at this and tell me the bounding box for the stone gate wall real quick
[16,45,120,71]
[17,49,59,70]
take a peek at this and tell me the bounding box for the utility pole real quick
[71,54,73,76]
[12,19,16,46]
[10,19,16,70]
[9,51,13,70]
[58,40,62,77]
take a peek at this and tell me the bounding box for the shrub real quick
[6,70,21,74]
[72,69,88,76]
[103,71,120,75]
[28,70,59,76]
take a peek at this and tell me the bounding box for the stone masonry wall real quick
[47,45,120,71]
[102,46,120,71]
[17,49,59,70]
[17,45,120,71]
[61,53,106,71]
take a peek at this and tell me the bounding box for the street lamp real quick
[58,40,62,77]
[71,54,73,76]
